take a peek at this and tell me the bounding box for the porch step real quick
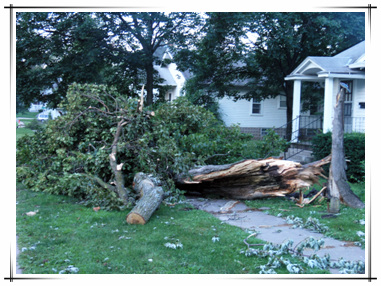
[284,148,314,164]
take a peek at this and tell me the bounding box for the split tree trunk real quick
[175,156,331,199]
[328,87,365,212]
[109,119,131,204]
[126,173,164,225]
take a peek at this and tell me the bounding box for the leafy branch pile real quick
[16,83,288,210]
[242,235,365,274]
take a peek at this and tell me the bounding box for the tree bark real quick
[328,87,365,212]
[145,63,154,106]
[175,156,331,199]
[109,119,131,204]
[126,173,164,225]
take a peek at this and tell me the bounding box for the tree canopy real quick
[16,12,112,111]
[17,12,364,118]
[16,12,202,111]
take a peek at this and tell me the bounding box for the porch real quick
[274,114,364,162]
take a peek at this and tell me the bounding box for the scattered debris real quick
[26,210,38,216]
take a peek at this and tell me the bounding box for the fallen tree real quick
[125,156,330,224]
[174,155,331,200]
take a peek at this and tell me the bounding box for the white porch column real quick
[291,80,301,142]
[323,77,335,133]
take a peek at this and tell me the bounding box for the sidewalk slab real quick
[186,197,365,274]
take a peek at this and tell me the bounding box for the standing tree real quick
[174,12,249,113]
[16,12,202,109]
[98,12,202,106]
[16,12,113,109]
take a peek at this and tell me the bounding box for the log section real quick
[126,173,164,225]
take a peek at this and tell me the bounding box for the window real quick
[168,93,172,102]
[252,99,262,114]
[279,95,287,109]
[261,128,269,136]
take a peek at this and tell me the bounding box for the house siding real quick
[218,95,287,128]
[352,79,365,119]
[165,63,186,100]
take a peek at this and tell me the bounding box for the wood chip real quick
[220,200,240,213]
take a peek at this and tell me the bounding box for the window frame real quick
[278,95,287,109]
[251,99,262,115]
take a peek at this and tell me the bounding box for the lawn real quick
[16,183,331,274]
[16,127,35,141]
[16,112,39,140]
[16,111,39,119]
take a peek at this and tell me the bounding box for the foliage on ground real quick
[17,184,328,274]
[16,83,288,210]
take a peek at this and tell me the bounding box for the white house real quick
[153,47,192,101]
[152,42,365,140]
[285,41,365,137]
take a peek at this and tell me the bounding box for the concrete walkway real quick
[186,197,365,274]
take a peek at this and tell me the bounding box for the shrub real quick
[311,132,365,182]
[26,119,44,131]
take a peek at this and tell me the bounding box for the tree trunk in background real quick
[328,87,364,213]
[145,63,154,106]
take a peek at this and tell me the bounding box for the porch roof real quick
[285,41,365,81]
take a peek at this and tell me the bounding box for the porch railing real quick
[274,115,323,142]
[275,115,364,160]
[344,116,365,133]
[273,115,322,160]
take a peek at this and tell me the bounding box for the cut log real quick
[126,173,164,225]
[175,156,331,199]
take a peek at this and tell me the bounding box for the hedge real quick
[311,132,365,182]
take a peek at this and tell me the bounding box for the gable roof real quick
[154,65,177,86]
[153,45,192,85]
[285,41,365,81]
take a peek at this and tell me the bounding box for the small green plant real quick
[26,119,44,131]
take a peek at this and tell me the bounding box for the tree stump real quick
[328,85,364,212]
[126,173,164,225]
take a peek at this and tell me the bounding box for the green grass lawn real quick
[16,112,40,141]
[16,183,331,274]
[16,111,38,119]
[16,126,35,141]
